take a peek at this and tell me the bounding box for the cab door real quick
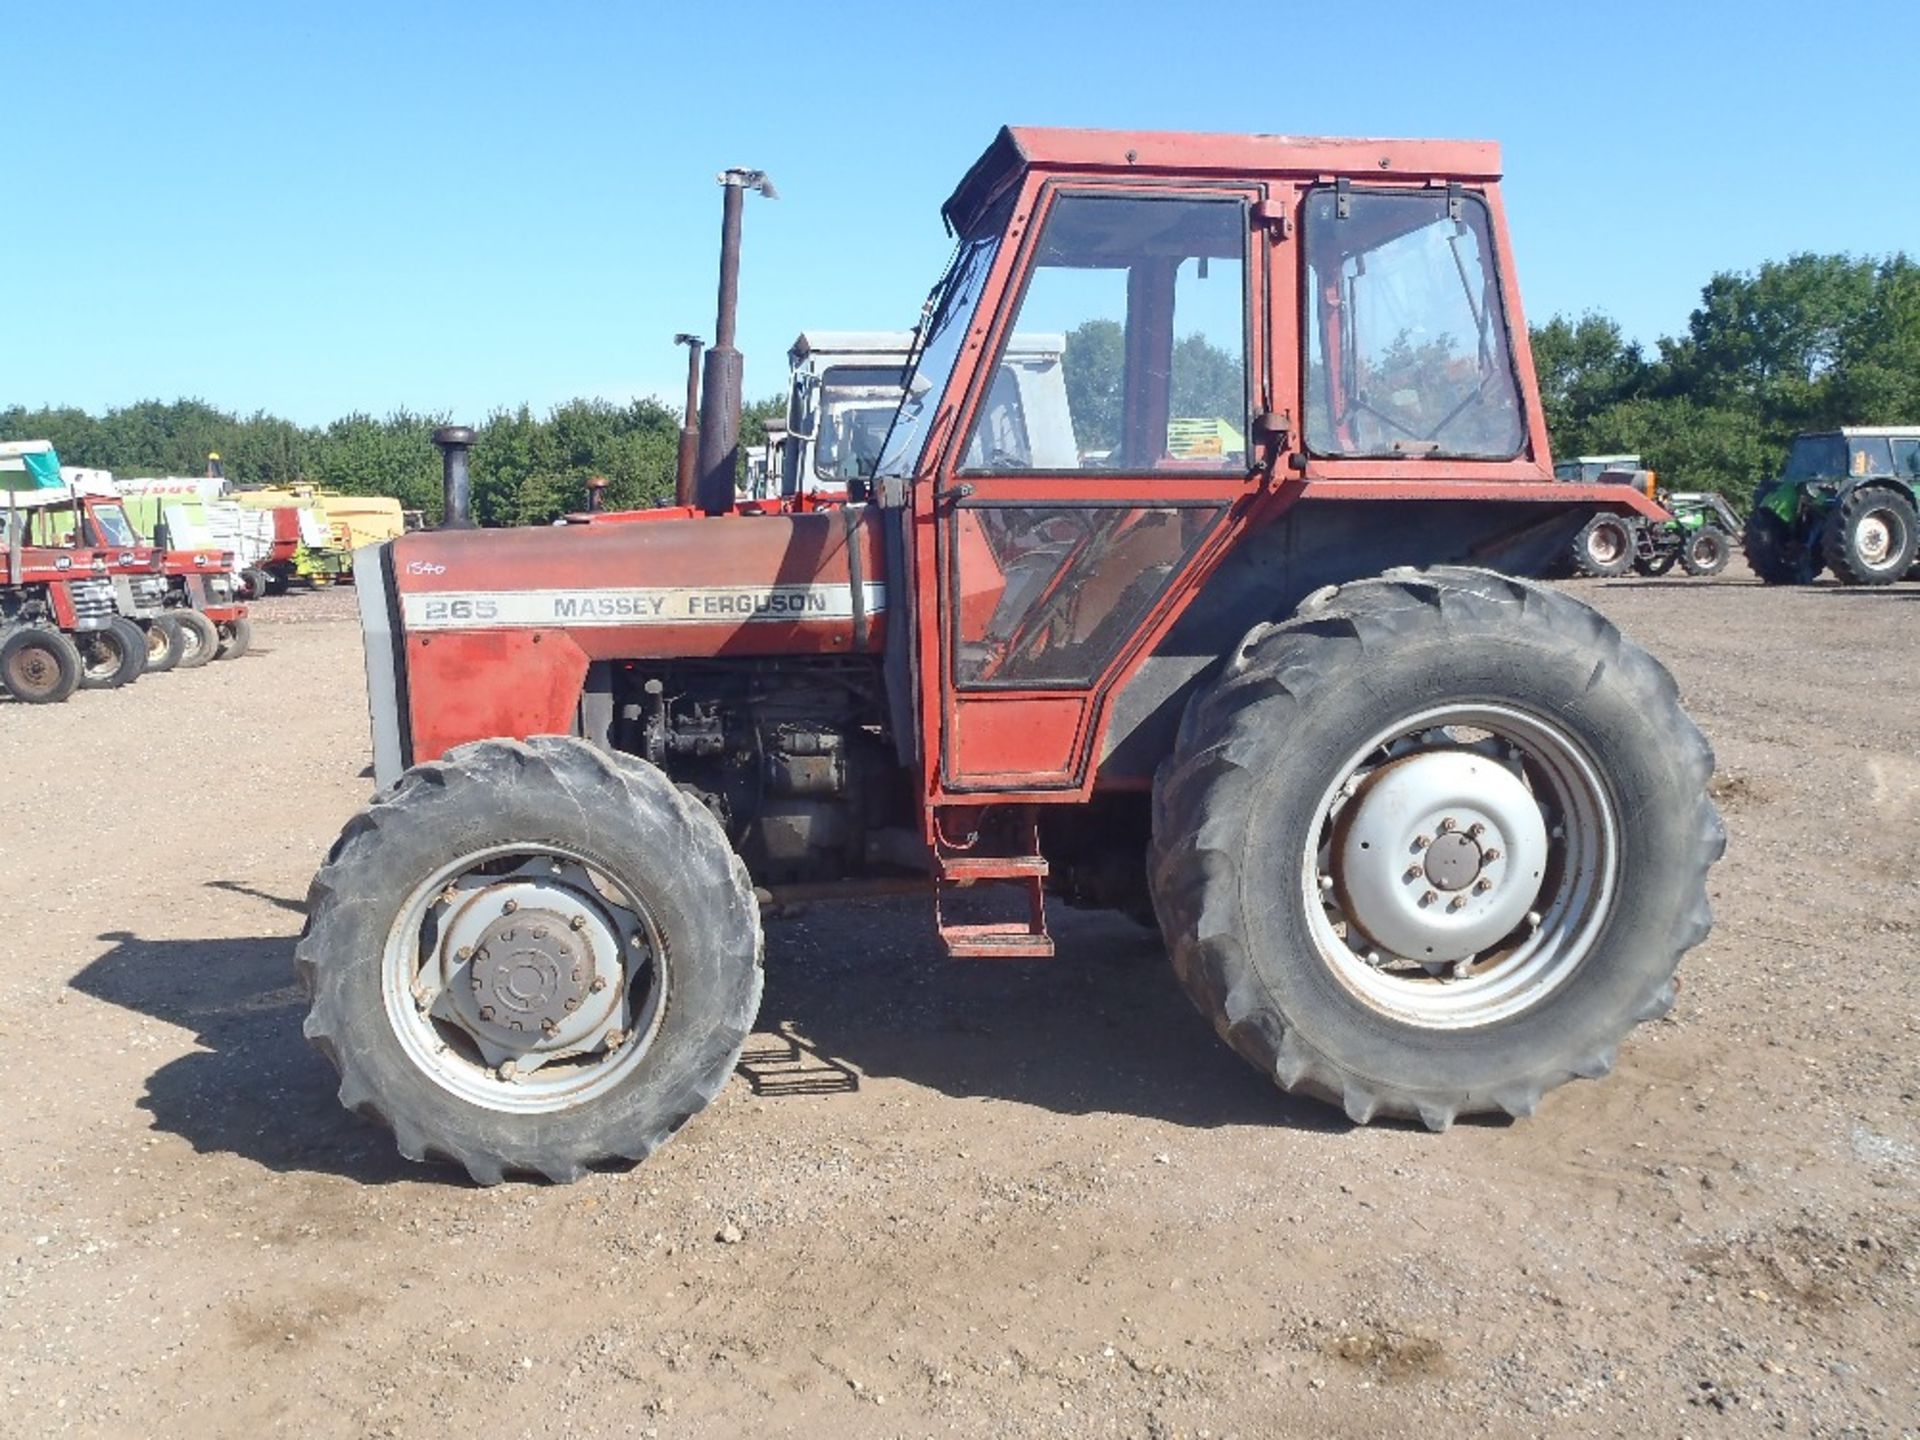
[923,182,1269,795]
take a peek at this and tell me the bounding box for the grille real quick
[71,579,116,624]
[208,576,234,602]
[131,576,167,608]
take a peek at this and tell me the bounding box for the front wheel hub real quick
[1334,750,1548,964]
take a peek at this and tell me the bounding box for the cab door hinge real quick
[1253,197,1292,238]
[1446,182,1463,221]
[1335,177,1351,219]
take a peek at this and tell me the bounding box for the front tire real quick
[1743,508,1811,585]
[1569,513,1635,577]
[296,737,764,1184]
[1822,485,1918,585]
[171,609,221,669]
[1149,567,1723,1130]
[216,616,253,660]
[75,619,144,689]
[1680,525,1732,577]
[1,627,83,703]
[140,615,185,673]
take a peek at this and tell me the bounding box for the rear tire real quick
[171,609,221,669]
[141,615,185,673]
[75,619,143,689]
[1569,513,1635,577]
[296,737,764,1184]
[216,616,253,660]
[1,627,83,704]
[244,567,273,600]
[1679,525,1732,577]
[1743,508,1811,585]
[1822,485,1918,585]
[1148,567,1723,1130]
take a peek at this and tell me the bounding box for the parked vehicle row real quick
[1,443,251,703]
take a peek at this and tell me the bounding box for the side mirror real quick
[788,371,821,441]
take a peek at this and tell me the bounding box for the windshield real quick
[90,503,141,547]
[1304,188,1524,459]
[1782,436,1848,481]
[815,365,908,481]
[873,214,1009,480]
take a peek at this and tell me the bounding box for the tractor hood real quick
[368,509,891,780]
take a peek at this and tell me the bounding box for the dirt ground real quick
[2,570,1916,1440]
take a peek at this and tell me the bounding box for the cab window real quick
[959,194,1249,474]
[1304,187,1525,459]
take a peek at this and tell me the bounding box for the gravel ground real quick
[2,567,1915,1439]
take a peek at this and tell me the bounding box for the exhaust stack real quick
[695,168,775,517]
[433,425,476,528]
[674,332,703,508]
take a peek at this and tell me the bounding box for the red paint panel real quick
[947,695,1086,786]
[406,630,590,764]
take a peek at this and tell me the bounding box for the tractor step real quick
[933,810,1053,960]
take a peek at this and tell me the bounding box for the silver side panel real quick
[355,542,406,791]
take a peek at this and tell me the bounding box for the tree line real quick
[5,250,1914,520]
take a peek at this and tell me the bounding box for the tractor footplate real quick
[934,821,1053,959]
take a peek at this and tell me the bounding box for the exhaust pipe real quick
[674,333,703,509]
[695,168,775,517]
[433,425,476,528]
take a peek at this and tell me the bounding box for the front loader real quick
[297,129,1722,1184]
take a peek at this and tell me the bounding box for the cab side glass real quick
[959,194,1249,474]
[1303,188,1525,460]
[1893,438,1920,479]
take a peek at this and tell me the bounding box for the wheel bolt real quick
[502,899,518,914]
[457,945,473,960]
[1438,817,1457,833]
[1412,835,1431,851]
[606,1029,627,1050]
[478,1005,496,1022]
[1419,890,1438,907]
[499,1060,517,1080]
[1468,822,1485,839]
[570,915,588,931]
[1447,895,1467,912]
[1318,874,1334,892]
[1404,865,1423,883]
[541,1019,558,1035]
[563,998,579,1012]
[589,976,607,993]
[1474,878,1493,894]
[1483,847,1501,862]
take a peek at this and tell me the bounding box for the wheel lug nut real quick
[498,1060,517,1080]
[1474,878,1493,894]
[589,976,607,993]
[1412,835,1431,851]
[1468,822,1485,839]
[502,899,518,914]
[478,1005,495,1022]
[570,915,588,930]
[606,1029,627,1050]
[1419,890,1438,907]
[1404,865,1423,883]
[541,1019,558,1035]
[1318,874,1334,892]
[457,945,473,960]
[1438,817,1457,833]
[1447,895,1467,912]
[1483,847,1501,862]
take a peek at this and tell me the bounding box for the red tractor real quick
[297,130,1722,1184]
[2,502,144,700]
[62,488,252,664]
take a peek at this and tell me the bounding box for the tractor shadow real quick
[68,896,1363,1186]
[755,897,1355,1134]
[69,928,420,1185]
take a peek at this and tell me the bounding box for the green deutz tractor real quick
[1557,457,1739,578]
[1743,428,1920,585]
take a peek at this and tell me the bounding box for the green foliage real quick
[0,391,785,526]
[1063,319,1124,453]
[1534,251,1919,510]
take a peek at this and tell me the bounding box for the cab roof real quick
[944,126,1503,235]
[1807,426,1919,438]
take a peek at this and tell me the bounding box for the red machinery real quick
[298,129,1721,1183]
[65,490,252,663]
[1,506,142,700]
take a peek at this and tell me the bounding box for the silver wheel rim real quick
[1301,704,1619,1030]
[179,621,204,660]
[1857,511,1896,569]
[381,843,670,1113]
[1588,526,1624,564]
[82,635,120,679]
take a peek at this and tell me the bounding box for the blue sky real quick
[6,0,1916,425]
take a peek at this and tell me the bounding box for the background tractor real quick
[1557,455,1739,578]
[1743,427,1920,585]
[1,491,139,700]
[296,129,1722,1185]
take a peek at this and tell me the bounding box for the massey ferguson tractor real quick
[2,493,143,700]
[297,130,1724,1184]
